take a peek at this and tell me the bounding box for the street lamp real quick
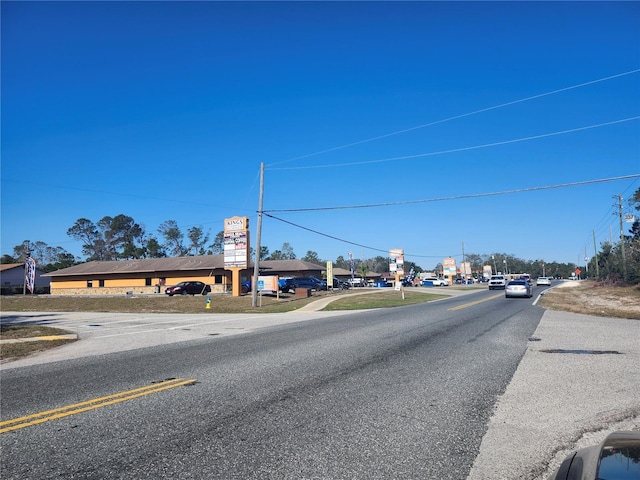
[492,255,497,275]
[503,259,508,275]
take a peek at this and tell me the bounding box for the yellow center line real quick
[447,293,503,311]
[0,377,196,434]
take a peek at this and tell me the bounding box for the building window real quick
[145,278,152,286]
[87,280,93,288]
[214,275,223,284]
[99,279,105,287]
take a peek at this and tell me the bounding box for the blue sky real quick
[1,1,639,270]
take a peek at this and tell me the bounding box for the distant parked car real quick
[505,279,533,298]
[332,278,350,290]
[165,281,211,296]
[283,277,327,292]
[536,277,551,286]
[421,278,449,287]
[278,277,293,292]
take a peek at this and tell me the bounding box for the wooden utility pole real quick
[592,230,600,278]
[614,194,628,281]
[252,163,265,307]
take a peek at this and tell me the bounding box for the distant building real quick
[42,256,330,295]
[0,263,51,294]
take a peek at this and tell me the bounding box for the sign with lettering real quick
[389,248,404,275]
[443,257,457,276]
[224,216,249,232]
[223,216,250,268]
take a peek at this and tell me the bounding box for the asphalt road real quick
[1,284,638,479]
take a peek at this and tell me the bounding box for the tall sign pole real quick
[252,163,265,307]
[223,216,250,297]
[389,248,404,289]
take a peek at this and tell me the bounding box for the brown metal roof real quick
[256,259,325,273]
[42,256,327,277]
[43,255,226,276]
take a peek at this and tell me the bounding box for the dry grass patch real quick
[539,281,640,320]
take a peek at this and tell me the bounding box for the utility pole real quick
[251,163,265,307]
[592,230,600,278]
[584,246,588,276]
[613,194,628,281]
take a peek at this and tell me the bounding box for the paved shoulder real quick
[468,309,640,480]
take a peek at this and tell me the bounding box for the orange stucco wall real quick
[49,271,233,295]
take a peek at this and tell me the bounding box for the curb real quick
[0,333,78,344]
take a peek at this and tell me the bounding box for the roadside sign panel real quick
[224,216,250,269]
[389,248,404,276]
[443,257,456,276]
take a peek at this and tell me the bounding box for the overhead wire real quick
[266,69,640,169]
[262,213,448,259]
[260,70,640,263]
[266,117,639,171]
[263,175,640,260]
[263,175,640,213]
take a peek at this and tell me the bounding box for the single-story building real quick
[0,263,51,294]
[42,256,332,295]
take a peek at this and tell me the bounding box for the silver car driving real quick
[505,279,533,298]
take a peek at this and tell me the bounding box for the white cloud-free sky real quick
[2,1,639,269]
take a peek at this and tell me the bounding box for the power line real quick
[267,69,640,168]
[267,117,640,171]
[264,174,640,213]
[263,213,447,259]
[263,175,639,261]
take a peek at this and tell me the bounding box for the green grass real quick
[0,288,450,314]
[0,325,78,361]
[322,290,446,310]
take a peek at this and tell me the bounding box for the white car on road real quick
[488,275,507,290]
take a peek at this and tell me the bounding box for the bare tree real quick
[158,220,186,257]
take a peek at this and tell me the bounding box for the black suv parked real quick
[281,276,327,293]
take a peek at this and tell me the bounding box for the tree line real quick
[2,187,639,284]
